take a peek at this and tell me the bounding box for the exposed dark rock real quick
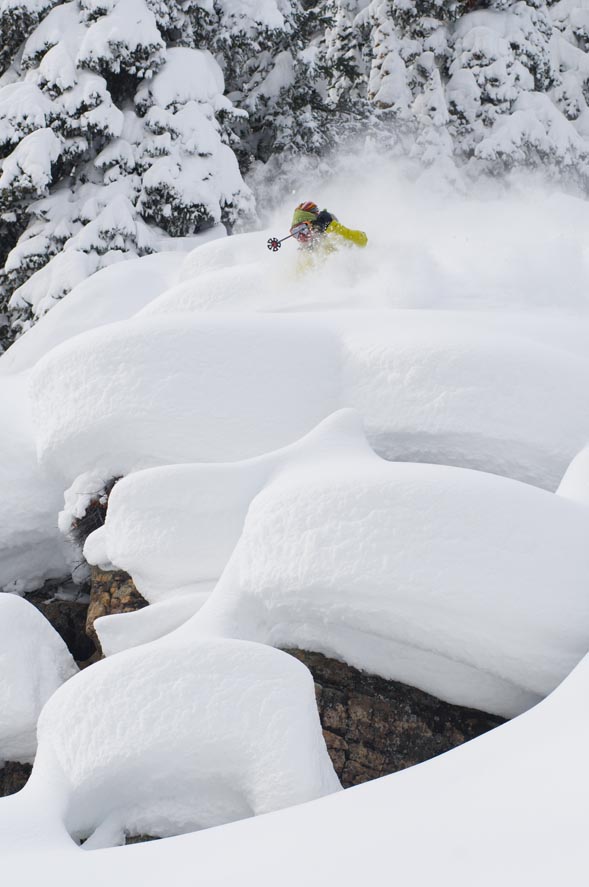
[0,761,32,797]
[69,478,120,549]
[23,567,148,665]
[87,566,148,654]
[26,585,94,663]
[125,834,160,845]
[286,649,505,788]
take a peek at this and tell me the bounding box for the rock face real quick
[26,587,94,663]
[86,567,148,652]
[0,762,32,796]
[286,649,505,788]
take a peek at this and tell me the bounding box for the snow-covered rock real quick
[83,457,269,604]
[87,411,589,719]
[0,594,77,764]
[29,636,339,846]
[29,307,589,489]
[334,310,589,488]
[93,593,207,657]
[139,263,278,315]
[2,598,589,883]
[30,313,342,480]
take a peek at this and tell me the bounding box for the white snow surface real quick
[87,410,589,718]
[0,374,68,592]
[21,636,339,846]
[0,594,77,764]
[84,457,269,603]
[557,445,589,506]
[29,307,589,489]
[0,251,188,593]
[0,252,182,375]
[94,592,209,657]
[2,644,589,884]
[30,313,342,481]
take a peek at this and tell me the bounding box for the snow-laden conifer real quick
[352,1,589,185]
[0,0,254,343]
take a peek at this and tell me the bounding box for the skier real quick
[289,201,368,256]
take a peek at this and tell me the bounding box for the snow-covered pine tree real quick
[188,0,336,164]
[360,1,463,114]
[356,0,589,186]
[448,1,589,185]
[240,0,376,206]
[0,0,59,76]
[318,0,368,111]
[0,0,253,345]
[353,1,463,174]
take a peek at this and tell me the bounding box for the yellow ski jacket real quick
[324,219,368,248]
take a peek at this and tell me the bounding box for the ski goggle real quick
[290,221,314,241]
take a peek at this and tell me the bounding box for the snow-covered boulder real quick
[30,313,342,481]
[200,412,589,718]
[89,411,589,719]
[29,308,589,489]
[333,311,589,488]
[92,594,205,657]
[2,600,589,885]
[83,456,267,605]
[0,594,77,764]
[31,636,339,846]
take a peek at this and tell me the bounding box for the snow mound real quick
[30,313,341,481]
[94,593,207,657]
[89,411,589,718]
[0,595,77,764]
[30,309,589,489]
[334,310,589,489]
[84,459,269,603]
[0,375,68,593]
[557,446,589,507]
[32,636,339,845]
[2,618,589,882]
[176,230,270,279]
[0,253,181,375]
[139,263,281,315]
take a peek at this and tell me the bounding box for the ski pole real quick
[267,233,294,252]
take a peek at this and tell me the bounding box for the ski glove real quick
[314,210,334,232]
